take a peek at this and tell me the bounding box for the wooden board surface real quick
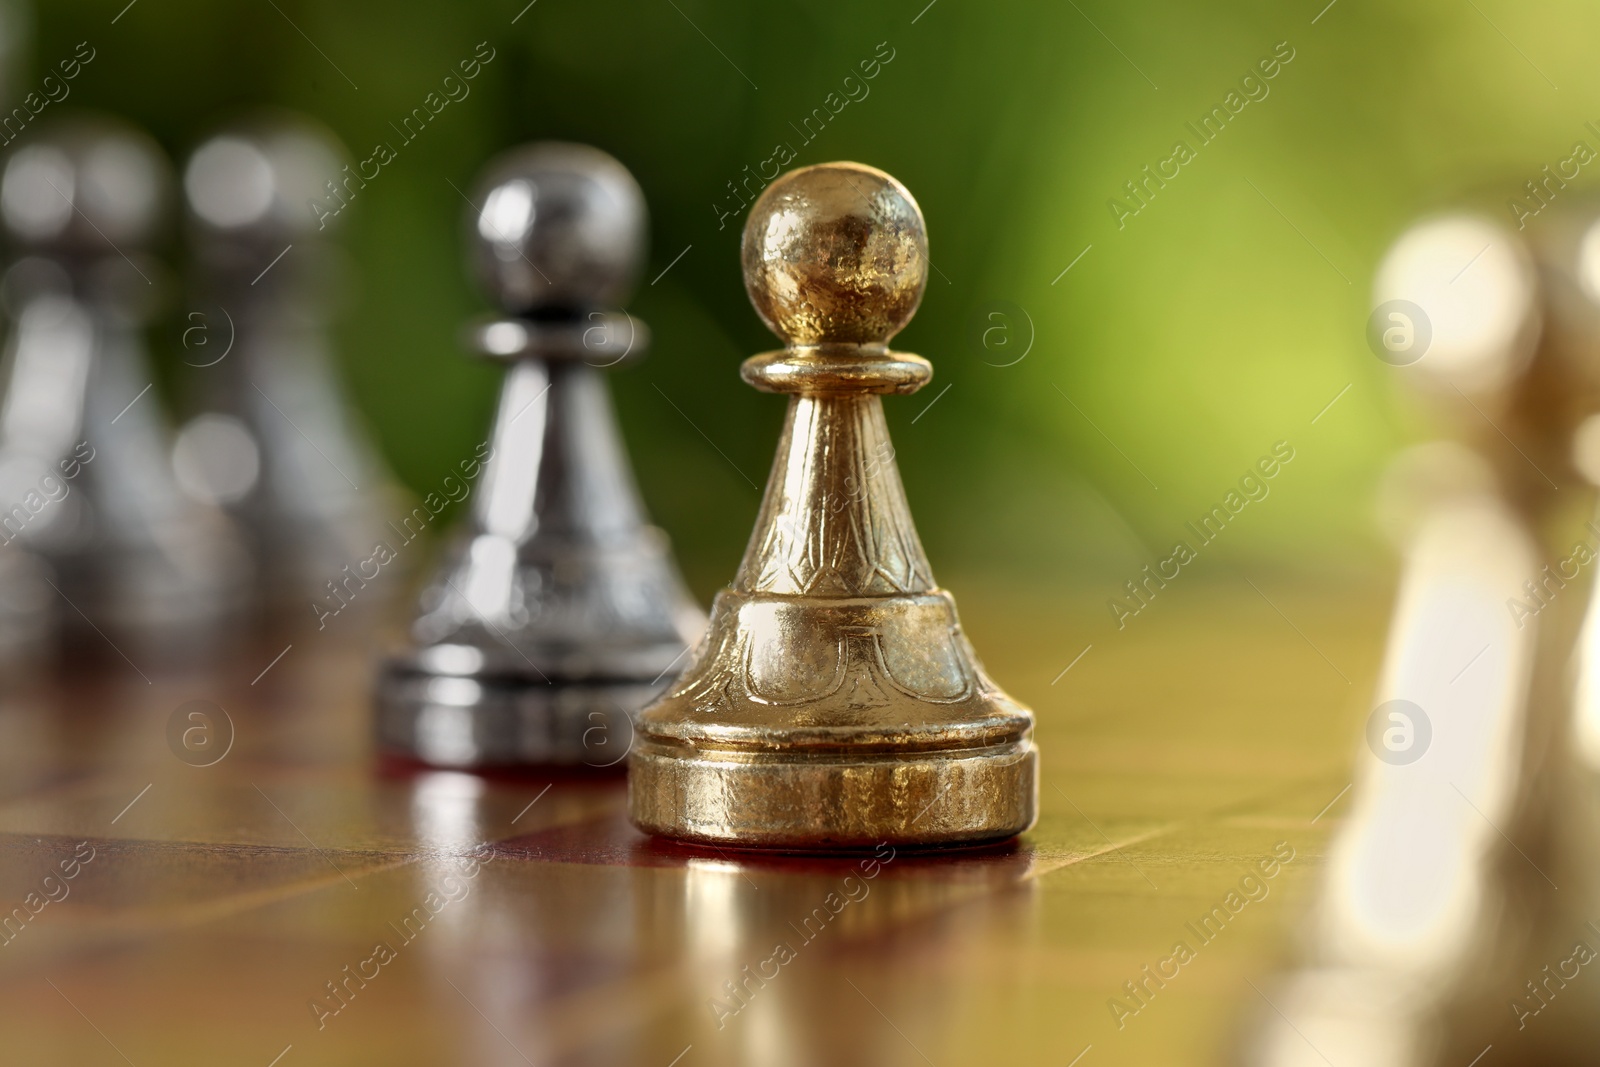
[0,577,1385,1066]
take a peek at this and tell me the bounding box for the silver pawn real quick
[0,113,247,654]
[375,142,704,768]
[0,0,50,666]
[178,112,398,616]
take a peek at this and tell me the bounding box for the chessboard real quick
[0,578,1380,1067]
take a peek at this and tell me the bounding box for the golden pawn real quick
[628,162,1038,849]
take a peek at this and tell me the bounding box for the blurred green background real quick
[19,0,1592,603]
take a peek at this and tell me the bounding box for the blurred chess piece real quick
[628,162,1037,849]
[1510,197,1600,1061]
[1245,214,1588,1066]
[178,112,399,618]
[374,142,703,768]
[0,0,49,665]
[0,113,247,658]
[1540,200,1600,812]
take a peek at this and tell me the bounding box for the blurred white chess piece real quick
[1247,215,1578,1067]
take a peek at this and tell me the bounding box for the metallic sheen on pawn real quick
[374,142,704,768]
[628,161,1039,849]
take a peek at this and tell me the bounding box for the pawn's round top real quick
[184,112,347,241]
[0,114,170,252]
[468,142,646,316]
[742,162,927,347]
[1373,213,1539,395]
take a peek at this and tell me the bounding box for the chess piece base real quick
[629,736,1037,849]
[374,664,654,769]
[628,587,1038,849]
